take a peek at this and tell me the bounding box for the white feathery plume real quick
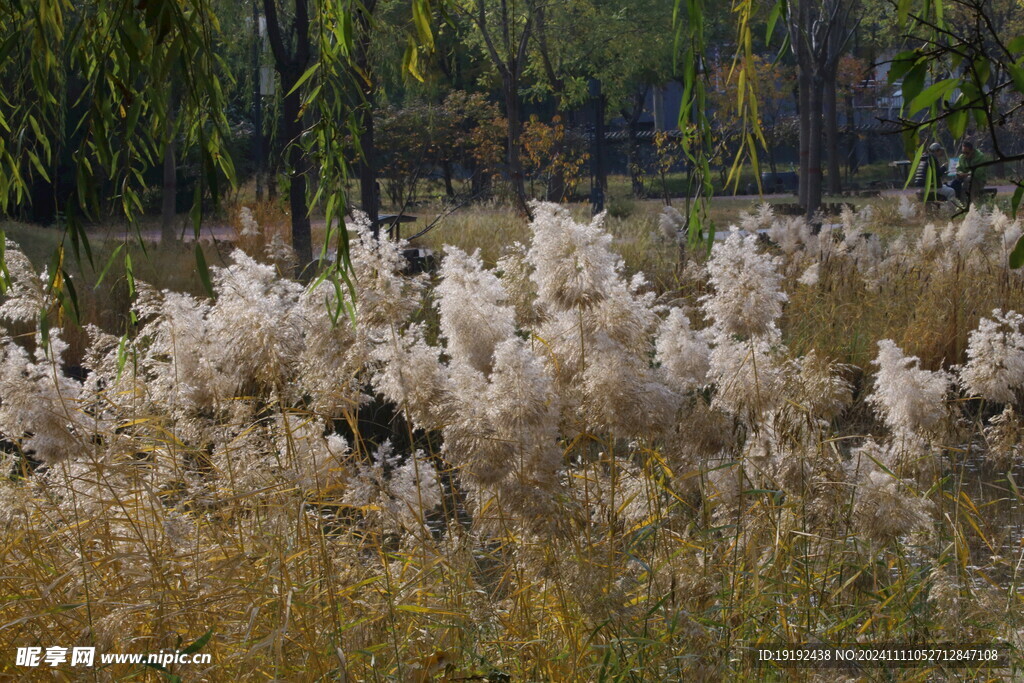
[206,250,305,393]
[387,450,443,527]
[238,206,260,236]
[486,338,561,487]
[917,222,940,254]
[496,243,542,327]
[584,273,661,356]
[959,309,1024,404]
[797,262,819,286]
[658,205,686,243]
[983,405,1023,468]
[655,204,688,244]
[654,308,710,393]
[141,290,218,413]
[348,213,426,329]
[436,246,515,375]
[868,340,950,437]
[526,202,619,311]
[738,203,775,233]
[767,215,805,255]
[707,333,787,419]
[853,468,932,545]
[954,206,989,252]
[897,195,917,220]
[0,329,85,464]
[276,416,350,492]
[295,280,366,416]
[0,241,47,324]
[370,323,447,430]
[702,228,787,339]
[343,441,442,530]
[441,362,513,486]
[581,334,677,436]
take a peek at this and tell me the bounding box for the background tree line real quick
[1,0,1023,276]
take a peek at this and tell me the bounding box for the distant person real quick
[951,140,988,204]
[925,143,956,202]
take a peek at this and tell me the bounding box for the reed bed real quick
[1,200,1023,680]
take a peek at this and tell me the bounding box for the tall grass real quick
[0,202,1022,680]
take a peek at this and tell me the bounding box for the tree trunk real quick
[824,67,841,195]
[546,111,568,202]
[355,1,380,236]
[823,20,843,197]
[263,0,311,274]
[590,80,607,208]
[252,0,264,203]
[161,123,177,243]
[797,64,811,208]
[845,93,857,177]
[806,73,824,219]
[358,107,379,236]
[161,83,178,244]
[627,121,643,197]
[442,159,455,199]
[625,87,647,198]
[282,70,312,269]
[504,76,529,216]
[791,0,813,209]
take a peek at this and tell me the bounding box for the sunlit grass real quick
[1,198,1023,681]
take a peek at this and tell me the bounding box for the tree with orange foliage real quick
[521,115,589,202]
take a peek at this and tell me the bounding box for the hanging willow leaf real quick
[1010,233,1024,270]
[195,243,214,300]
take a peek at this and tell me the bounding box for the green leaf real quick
[897,0,912,25]
[403,36,423,82]
[973,105,987,129]
[901,62,927,107]
[285,63,319,97]
[181,627,214,655]
[412,0,434,51]
[95,244,125,288]
[1010,233,1024,269]
[39,309,50,351]
[195,244,214,299]
[1012,184,1024,218]
[908,78,957,115]
[1007,63,1024,94]
[62,271,80,325]
[888,50,919,83]
[765,0,782,43]
[66,207,94,269]
[26,151,50,182]
[191,183,203,234]
[47,247,62,291]
[124,251,135,298]
[974,57,991,86]
[904,143,925,190]
[946,102,967,140]
[1009,470,1023,501]
[1009,36,1024,54]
